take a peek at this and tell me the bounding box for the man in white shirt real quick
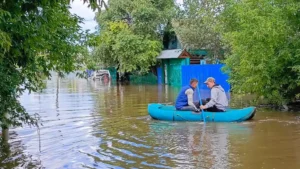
[175,78,200,112]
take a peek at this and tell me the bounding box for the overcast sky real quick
[69,0,98,32]
[69,0,183,32]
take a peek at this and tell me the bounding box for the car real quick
[91,70,111,81]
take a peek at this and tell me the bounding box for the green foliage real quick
[221,0,300,104]
[98,0,174,37]
[176,0,300,105]
[92,21,161,73]
[80,0,108,11]
[91,0,174,74]
[173,0,224,60]
[0,1,88,128]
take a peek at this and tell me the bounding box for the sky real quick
[69,0,98,32]
[69,0,183,33]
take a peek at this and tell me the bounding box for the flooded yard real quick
[1,74,300,169]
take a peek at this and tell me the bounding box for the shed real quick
[156,49,191,86]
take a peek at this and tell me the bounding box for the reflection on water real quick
[1,74,300,168]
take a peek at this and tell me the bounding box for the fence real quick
[181,64,230,100]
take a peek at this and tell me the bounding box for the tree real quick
[0,0,89,130]
[173,0,225,61]
[81,0,108,11]
[90,0,175,74]
[221,0,300,105]
[92,21,161,73]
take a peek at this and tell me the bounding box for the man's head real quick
[190,78,198,88]
[204,77,215,89]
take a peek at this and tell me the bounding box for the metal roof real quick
[156,49,184,59]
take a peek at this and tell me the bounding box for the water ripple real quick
[1,74,300,169]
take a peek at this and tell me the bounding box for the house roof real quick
[157,49,191,59]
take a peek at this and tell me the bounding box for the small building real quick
[163,32,208,65]
[156,49,191,86]
[156,30,214,86]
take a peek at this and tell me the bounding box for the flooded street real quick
[1,74,300,169]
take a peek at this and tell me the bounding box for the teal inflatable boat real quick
[148,103,256,122]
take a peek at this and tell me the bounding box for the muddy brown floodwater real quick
[1,73,300,169]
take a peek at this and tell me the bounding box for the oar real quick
[158,102,173,105]
[197,86,206,123]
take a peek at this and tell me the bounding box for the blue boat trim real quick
[148,103,256,122]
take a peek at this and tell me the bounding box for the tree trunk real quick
[1,112,9,141]
[2,128,9,142]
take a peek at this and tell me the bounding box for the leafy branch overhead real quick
[0,0,90,128]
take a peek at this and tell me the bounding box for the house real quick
[157,49,191,86]
[157,32,209,86]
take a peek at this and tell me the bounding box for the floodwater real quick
[1,74,300,169]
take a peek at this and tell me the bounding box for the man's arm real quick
[204,88,218,108]
[185,89,197,109]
